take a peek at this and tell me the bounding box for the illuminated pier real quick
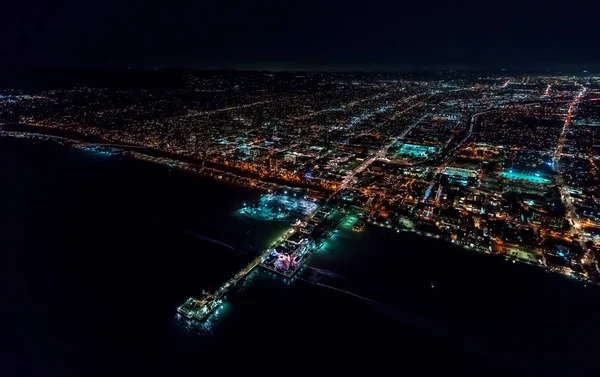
[177,292,223,321]
[177,204,346,322]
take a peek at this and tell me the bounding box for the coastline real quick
[392,226,593,285]
[0,127,274,194]
[1,123,333,193]
[1,127,594,287]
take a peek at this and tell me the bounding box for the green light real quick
[500,171,550,184]
[397,143,438,158]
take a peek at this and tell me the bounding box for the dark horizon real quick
[3,0,600,72]
[2,64,598,75]
[1,65,596,91]
[3,57,598,75]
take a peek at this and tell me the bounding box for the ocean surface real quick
[2,137,599,377]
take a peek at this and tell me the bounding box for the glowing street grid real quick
[241,193,319,221]
[396,143,438,158]
[500,171,551,184]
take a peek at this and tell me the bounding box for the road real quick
[287,91,397,122]
[337,95,431,192]
[420,110,481,203]
[553,86,586,167]
[552,86,587,254]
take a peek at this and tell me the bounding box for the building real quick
[432,113,459,121]
[284,153,297,163]
[443,165,479,179]
[268,156,280,172]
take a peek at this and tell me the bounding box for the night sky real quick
[2,0,599,71]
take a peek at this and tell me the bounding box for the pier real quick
[176,200,347,321]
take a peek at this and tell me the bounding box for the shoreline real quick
[391,226,594,285]
[0,128,275,194]
[1,128,595,288]
[1,123,333,193]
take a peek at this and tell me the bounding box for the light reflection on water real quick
[173,265,306,338]
[174,301,232,337]
[235,267,260,294]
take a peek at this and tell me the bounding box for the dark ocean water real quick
[2,137,599,377]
